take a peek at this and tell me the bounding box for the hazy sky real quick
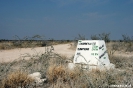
[0,0,133,40]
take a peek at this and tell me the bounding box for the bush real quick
[122,34,133,43]
[47,65,66,82]
[121,34,133,52]
[91,33,110,42]
[91,34,100,40]
[46,63,132,88]
[2,70,34,88]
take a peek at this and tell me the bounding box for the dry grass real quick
[2,70,34,88]
[0,41,133,87]
[46,64,84,88]
[0,40,72,50]
[1,53,133,88]
[47,65,66,82]
[0,42,12,50]
[46,58,133,88]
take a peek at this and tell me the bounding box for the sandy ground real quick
[0,43,132,63]
[0,44,75,63]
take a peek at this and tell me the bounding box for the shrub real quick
[46,65,66,82]
[91,34,100,40]
[122,34,133,52]
[91,33,110,42]
[2,70,34,88]
[73,34,86,47]
[75,34,86,40]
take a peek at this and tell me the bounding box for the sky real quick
[0,0,133,40]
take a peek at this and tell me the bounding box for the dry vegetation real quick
[0,34,133,88]
[0,40,72,50]
[0,35,72,50]
[2,70,34,88]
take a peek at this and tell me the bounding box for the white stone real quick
[28,72,46,84]
[68,63,75,70]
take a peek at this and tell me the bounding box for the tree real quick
[91,33,110,43]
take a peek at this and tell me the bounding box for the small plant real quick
[121,34,133,52]
[122,34,133,43]
[46,65,66,82]
[107,43,118,60]
[2,70,34,88]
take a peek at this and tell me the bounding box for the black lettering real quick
[78,48,89,50]
[79,43,87,45]
[99,44,104,49]
[87,42,96,45]
[78,48,82,50]
[99,51,106,59]
[77,52,80,55]
[88,43,92,45]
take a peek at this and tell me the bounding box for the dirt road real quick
[0,44,75,63]
[0,43,132,63]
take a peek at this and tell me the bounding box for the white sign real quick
[73,40,110,66]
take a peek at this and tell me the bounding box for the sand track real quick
[0,43,132,63]
[0,44,75,63]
